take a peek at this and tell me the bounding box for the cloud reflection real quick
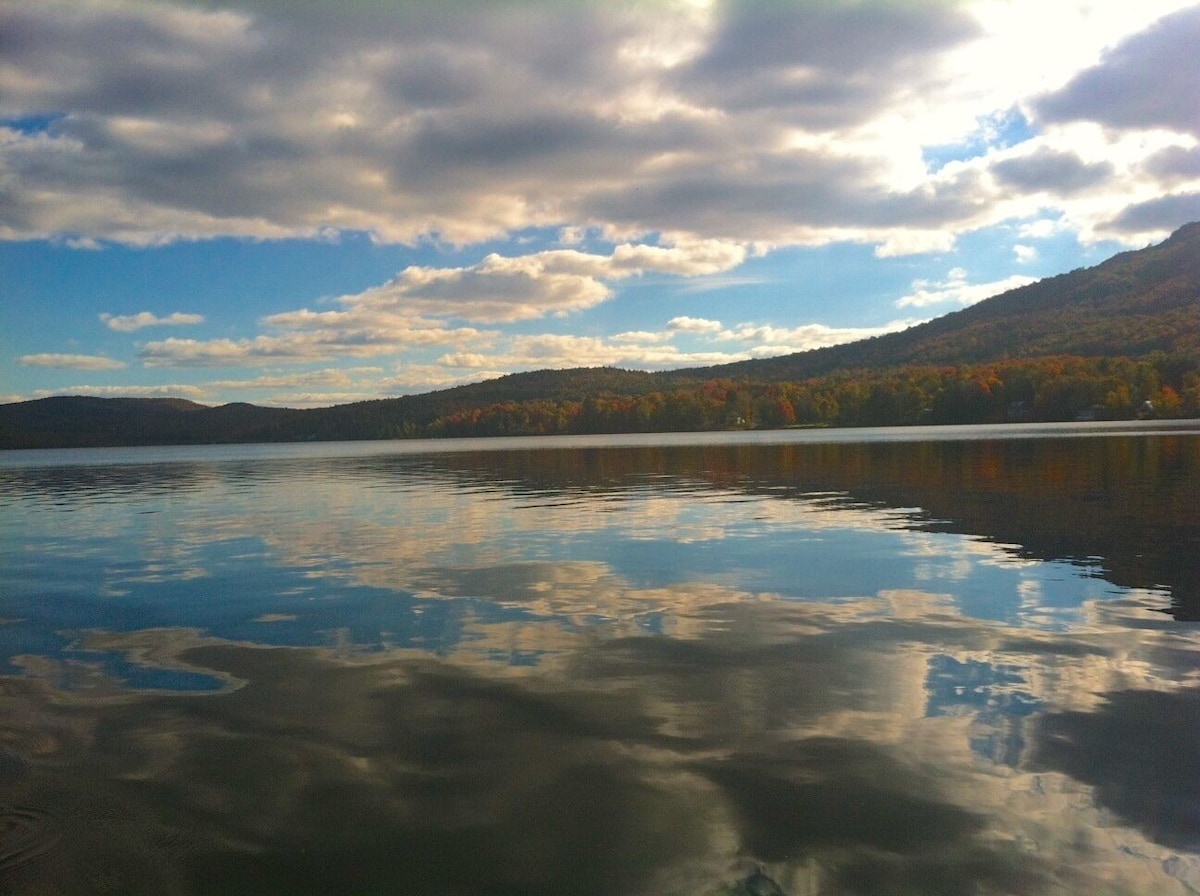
[3,437,1200,893]
[3,588,1199,894]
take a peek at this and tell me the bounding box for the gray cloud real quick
[0,3,267,121]
[990,147,1114,195]
[0,0,1192,251]
[673,0,980,124]
[1143,145,1200,184]
[582,151,989,242]
[1103,192,1200,234]
[1033,5,1200,136]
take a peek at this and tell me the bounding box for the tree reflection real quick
[386,435,1200,619]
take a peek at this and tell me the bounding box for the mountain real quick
[3,222,1199,448]
[0,396,301,449]
[688,219,1200,380]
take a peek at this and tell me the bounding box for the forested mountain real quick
[3,222,1199,448]
[690,219,1200,380]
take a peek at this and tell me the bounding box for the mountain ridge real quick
[4,222,1200,448]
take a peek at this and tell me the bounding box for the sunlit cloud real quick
[427,316,925,375]
[100,311,205,332]
[205,367,383,390]
[895,271,1038,310]
[138,325,494,369]
[718,320,922,348]
[34,383,207,399]
[133,240,752,371]
[667,316,724,335]
[258,392,381,409]
[666,315,921,350]
[1013,244,1038,263]
[437,333,747,372]
[291,241,750,326]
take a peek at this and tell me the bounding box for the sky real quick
[3,0,1200,408]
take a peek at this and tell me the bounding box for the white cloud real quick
[610,240,748,276]
[718,320,922,350]
[427,314,925,376]
[100,311,205,331]
[376,365,511,395]
[256,392,381,409]
[134,239,753,371]
[895,271,1037,309]
[667,316,725,335]
[138,323,494,368]
[668,315,919,350]
[1018,217,1070,240]
[266,241,748,331]
[1013,244,1038,263]
[18,352,127,370]
[496,333,746,370]
[611,330,674,345]
[204,368,384,391]
[34,384,207,399]
[434,353,495,370]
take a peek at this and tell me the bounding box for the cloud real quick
[100,311,205,331]
[339,259,614,324]
[667,316,725,335]
[610,240,748,276]
[205,367,383,391]
[1017,217,1070,240]
[1143,145,1200,184]
[1102,192,1200,236]
[256,392,382,409]
[33,383,207,400]
[423,315,924,375]
[3,0,1192,256]
[136,239,753,371]
[459,333,750,371]
[989,147,1114,195]
[1033,5,1200,137]
[895,271,1037,309]
[18,352,127,370]
[268,241,748,329]
[667,314,920,350]
[672,1,980,125]
[717,320,921,350]
[138,323,493,368]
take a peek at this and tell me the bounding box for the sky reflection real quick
[1,432,1198,893]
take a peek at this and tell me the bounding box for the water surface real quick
[1,423,1199,894]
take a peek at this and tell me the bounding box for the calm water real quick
[1,422,1199,895]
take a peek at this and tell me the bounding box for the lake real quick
[1,421,1199,895]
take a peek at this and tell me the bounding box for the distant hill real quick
[0,396,301,449]
[3,222,1199,448]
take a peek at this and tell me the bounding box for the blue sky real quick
[3,0,1200,407]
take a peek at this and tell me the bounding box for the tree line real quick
[5,353,1198,449]
[422,354,1200,438]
